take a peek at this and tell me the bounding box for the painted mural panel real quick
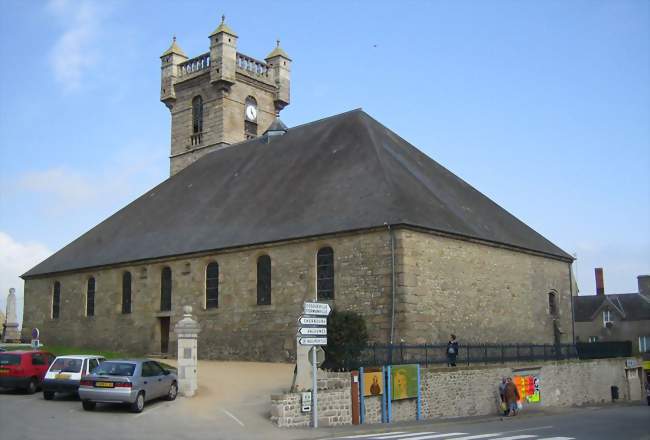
[391,364,418,400]
[514,375,540,403]
[363,371,383,396]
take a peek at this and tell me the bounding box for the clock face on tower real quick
[245,104,257,122]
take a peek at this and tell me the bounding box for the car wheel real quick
[43,391,55,400]
[130,392,145,413]
[166,382,178,401]
[25,378,38,394]
[82,400,96,411]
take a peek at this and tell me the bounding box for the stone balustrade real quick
[178,52,210,77]
[236,53,269,76]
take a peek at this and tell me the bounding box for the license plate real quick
[95,381,114,388]
[55,374,70,380]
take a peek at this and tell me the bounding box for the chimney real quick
[595,268,605,296]
[638,275,650,296]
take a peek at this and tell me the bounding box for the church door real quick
[160,317,170,353]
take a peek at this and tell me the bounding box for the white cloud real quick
[0,232,52,329]
[47,0,103,91]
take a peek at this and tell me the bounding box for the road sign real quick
[299,316,327,326]
[303,302,331,316]
[299,337,327,346]
[308,346,325,367]
[299,327,327,336]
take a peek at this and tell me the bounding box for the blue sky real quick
[1,0,648,323]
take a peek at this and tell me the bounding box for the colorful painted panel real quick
[363,371,383,396]
[391,364,418,400]
[514,375,540,403]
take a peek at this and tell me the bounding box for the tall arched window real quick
[192,96,203,134]
[206,262,219,309]
[317,247,334,300]
[257,255,271,305]
[122,272,132,314]
[548,291,558,316]
[52,281,61,319]
[160,267,172,311]
[86,277,95,317]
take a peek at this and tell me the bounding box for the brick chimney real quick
[595,268,605,295]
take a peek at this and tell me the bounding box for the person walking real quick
[645,380,650,406]
[498,378,508,416]
[446,334,459,367]
[503,377,520,416]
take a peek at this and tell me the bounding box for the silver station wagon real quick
[78,359,177,413]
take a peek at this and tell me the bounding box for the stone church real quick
[21,19,575,361]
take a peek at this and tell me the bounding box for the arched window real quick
[257,255,271,305]
[122,272,132,314]
[52,281,61,319]
[86,277,95,317]
[192,96,203,134]
[206,262,219,309]
[160,267,172,311]
[317,247,334,300]
[548,291,557,316]
[244,96,258,139]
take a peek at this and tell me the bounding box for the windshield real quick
[49,358,82,373]
[91,361,136,377]
[0,354,21,366]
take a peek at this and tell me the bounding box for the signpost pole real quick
[312,346,318,428]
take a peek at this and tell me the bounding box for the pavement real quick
[0,359,648,440]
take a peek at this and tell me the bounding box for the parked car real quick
[42,355,105,400]
[79,359,177,413]
[0,350,55,393]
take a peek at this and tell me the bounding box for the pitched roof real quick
[573,293,650,322]
[23,109,571,278]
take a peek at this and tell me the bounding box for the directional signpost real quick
[297,301,331,428]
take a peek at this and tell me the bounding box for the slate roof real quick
[573,293,650,322]
[23,109,571,278]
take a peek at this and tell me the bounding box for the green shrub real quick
[323,310,368,371]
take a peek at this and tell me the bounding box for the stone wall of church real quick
[394,229,574,345]
[22,230,393,361]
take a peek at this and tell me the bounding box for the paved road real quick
[309,404,650,440]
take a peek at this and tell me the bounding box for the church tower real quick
[160,16,291,175]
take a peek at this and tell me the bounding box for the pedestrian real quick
[645,380,650,406]
[498,378,508,416]
[446,334,459,367]
[503,377,520,416]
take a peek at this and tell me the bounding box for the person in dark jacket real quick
[446,334,459,367]
[504,377,520,416]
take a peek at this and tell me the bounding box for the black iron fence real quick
[575,341,632,359]
[357,343,579,367]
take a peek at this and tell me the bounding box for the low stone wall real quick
[270,371,352,428]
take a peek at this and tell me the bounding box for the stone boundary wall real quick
[271,359,634,427]
[270,371,351,428]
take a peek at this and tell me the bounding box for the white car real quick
[42,355,105,400]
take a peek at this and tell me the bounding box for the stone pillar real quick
[2,288,20,342]
[173,305,200,397]
[295,337,312,391]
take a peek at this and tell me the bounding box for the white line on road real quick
[220,408,245,427]
[490,436,537,440]
[134,403,170,418]
[334,433,408,439]
[374,433,437,440]
[536,438,575,440]
[401,433,469,440]
[501,426,554,434]
[436,435,503,440]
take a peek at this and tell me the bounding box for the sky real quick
[0,0,648,326]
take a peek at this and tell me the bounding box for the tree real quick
[323,309,368,370]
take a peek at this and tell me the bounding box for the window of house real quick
[160,267,172,311]
[192,96,203,134]
[206,262,219,309]
[639,336,649,353]
[122,272,132,314]
[52,281,61,319]
[257,255,271,305]
[317,247,334,301]
[86,277,95,317]
[548,291,557,316]
[603,309,612,327]
[588,336,599,343]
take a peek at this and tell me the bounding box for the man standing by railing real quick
[446,334,459,367]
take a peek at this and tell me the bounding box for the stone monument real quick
[2,288,20,342]
[174,305,200,397]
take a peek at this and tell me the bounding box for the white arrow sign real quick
[303,302,331,316]
[299,316,327,326]
[299,337,327,346]
[299,327,327,336]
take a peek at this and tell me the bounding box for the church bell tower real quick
[160,16,291,175]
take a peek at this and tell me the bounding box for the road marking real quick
[220,408,245,427]
[134,402,170,418]
[334,434,408,439]
[437,435,502,440]
[374,433,437,440]
[491,436,537,440]
[502,426,553,434]
[403,434,469,440]
[536,438,575,440]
